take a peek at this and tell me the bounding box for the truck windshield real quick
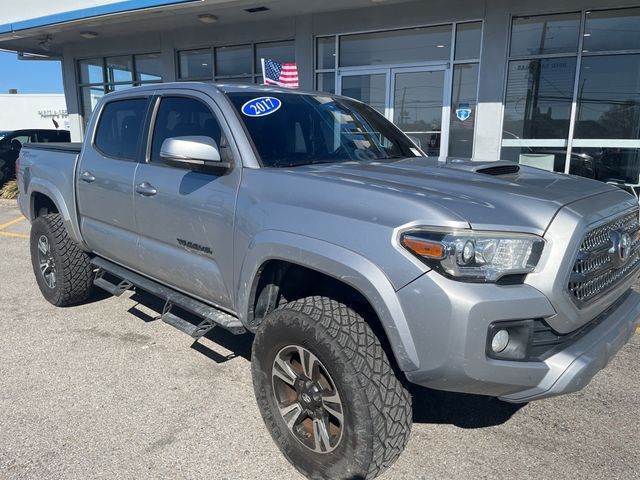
[226,92,423,167]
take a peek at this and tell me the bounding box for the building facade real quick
[0,94,68,131]
[1,0,639,187]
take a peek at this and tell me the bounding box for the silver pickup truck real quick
[17,83,640,479]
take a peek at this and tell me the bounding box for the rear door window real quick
[94,98,148,160]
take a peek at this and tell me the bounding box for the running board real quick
[91,257,246,336]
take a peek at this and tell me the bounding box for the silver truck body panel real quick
[17,82,640,402]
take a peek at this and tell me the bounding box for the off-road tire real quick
[251,296,412,480]
[30,213,94,306]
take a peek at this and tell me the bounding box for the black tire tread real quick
[272,296,412,479]
[32,214,93,306]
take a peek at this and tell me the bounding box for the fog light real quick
[491,329,510,353]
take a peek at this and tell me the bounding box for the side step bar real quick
[91,257,246,336]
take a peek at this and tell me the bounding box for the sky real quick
[0,51,64,94]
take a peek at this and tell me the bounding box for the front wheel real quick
[251,296,412,480]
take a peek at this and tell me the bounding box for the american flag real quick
[262,58,299,89]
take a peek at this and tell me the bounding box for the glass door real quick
[391,67,449,156]
[339,70,388,116]
[338,65,450,156]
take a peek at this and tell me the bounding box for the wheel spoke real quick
[38,237,49,255]
[273,355,298,387]
[312,418,332,453]
[296,346,319,380]
[321,392,344,424]
[40,263,49,275]
[279,402,305,429]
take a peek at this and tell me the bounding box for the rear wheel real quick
[30,213,94,306]
[251,296,412,479]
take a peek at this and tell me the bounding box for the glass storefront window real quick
[341,74,386,115]
[393,69,445,156]
[570,147,640,184]
[78,58,103,84]
[503,58,577,140]
[455,22,482,61]
[255,40,295,71]
[178,49,213,80]
[135,53,162,82]
[583,8,640,53]
[575,54,640,140]
[80,85,105,123]
[316,72,336,94]
[316,37,336,70]
[78,53,162,129]
[215,44,252,77]
[500,147,569,173]
[510,13,580,57]
[449,63,479,158]
[339,25,452,67]
[106,56,133,83]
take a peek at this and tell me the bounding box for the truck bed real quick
[18,142,83,243]
[24,142,82,154]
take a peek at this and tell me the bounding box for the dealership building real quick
[1,0,639,187]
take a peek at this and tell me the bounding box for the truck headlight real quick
[400,229,545,282]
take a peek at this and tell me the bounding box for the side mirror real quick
[159,136,230,171]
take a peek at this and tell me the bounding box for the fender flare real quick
[237,230,420,371]
[27,179,85,246]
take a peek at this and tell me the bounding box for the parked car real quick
[16,83,640,479]
[0,129,70,182]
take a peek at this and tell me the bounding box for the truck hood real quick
[292,157,618,234]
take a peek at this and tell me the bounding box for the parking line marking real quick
[0,231,28,239]
[0,216,25,230]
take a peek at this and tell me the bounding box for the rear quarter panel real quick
[18,145,86,247]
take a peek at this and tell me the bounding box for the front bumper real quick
[399,271,640,402]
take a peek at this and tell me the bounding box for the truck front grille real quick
[568,208,640,307]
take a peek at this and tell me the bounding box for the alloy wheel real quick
[271,345,344,454]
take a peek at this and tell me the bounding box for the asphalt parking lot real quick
[0,198,638,480]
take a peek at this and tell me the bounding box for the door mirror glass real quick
[160,136,228,170]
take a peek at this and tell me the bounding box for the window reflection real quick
[340,25,452,67]
[575,54,640,140]
[178,49,213,80]
[571,147,640,186]
[510,13,580,56]
[449,63,479,158]
[106,56,133,83]
[255,40,295,72]
[455,22,482,60]
[503,58,577,140]
[393,70,445,156]
[215,44,252,77]
[583,8,640,53]
[341,74,386,115]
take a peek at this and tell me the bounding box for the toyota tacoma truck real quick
[17,83,640,479]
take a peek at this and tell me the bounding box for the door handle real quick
[79,171,96,183]
[135,181,158,197]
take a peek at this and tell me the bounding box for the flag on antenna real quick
[261,58,299,89]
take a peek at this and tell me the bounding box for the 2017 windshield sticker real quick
[241,97,282,117]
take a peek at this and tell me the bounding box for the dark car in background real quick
[0,129,71,182]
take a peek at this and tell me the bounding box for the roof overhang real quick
[0,0,201,35]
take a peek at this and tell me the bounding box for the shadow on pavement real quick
[89,286,525,428]
[126,289,253,363]
[409,385,526,428]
